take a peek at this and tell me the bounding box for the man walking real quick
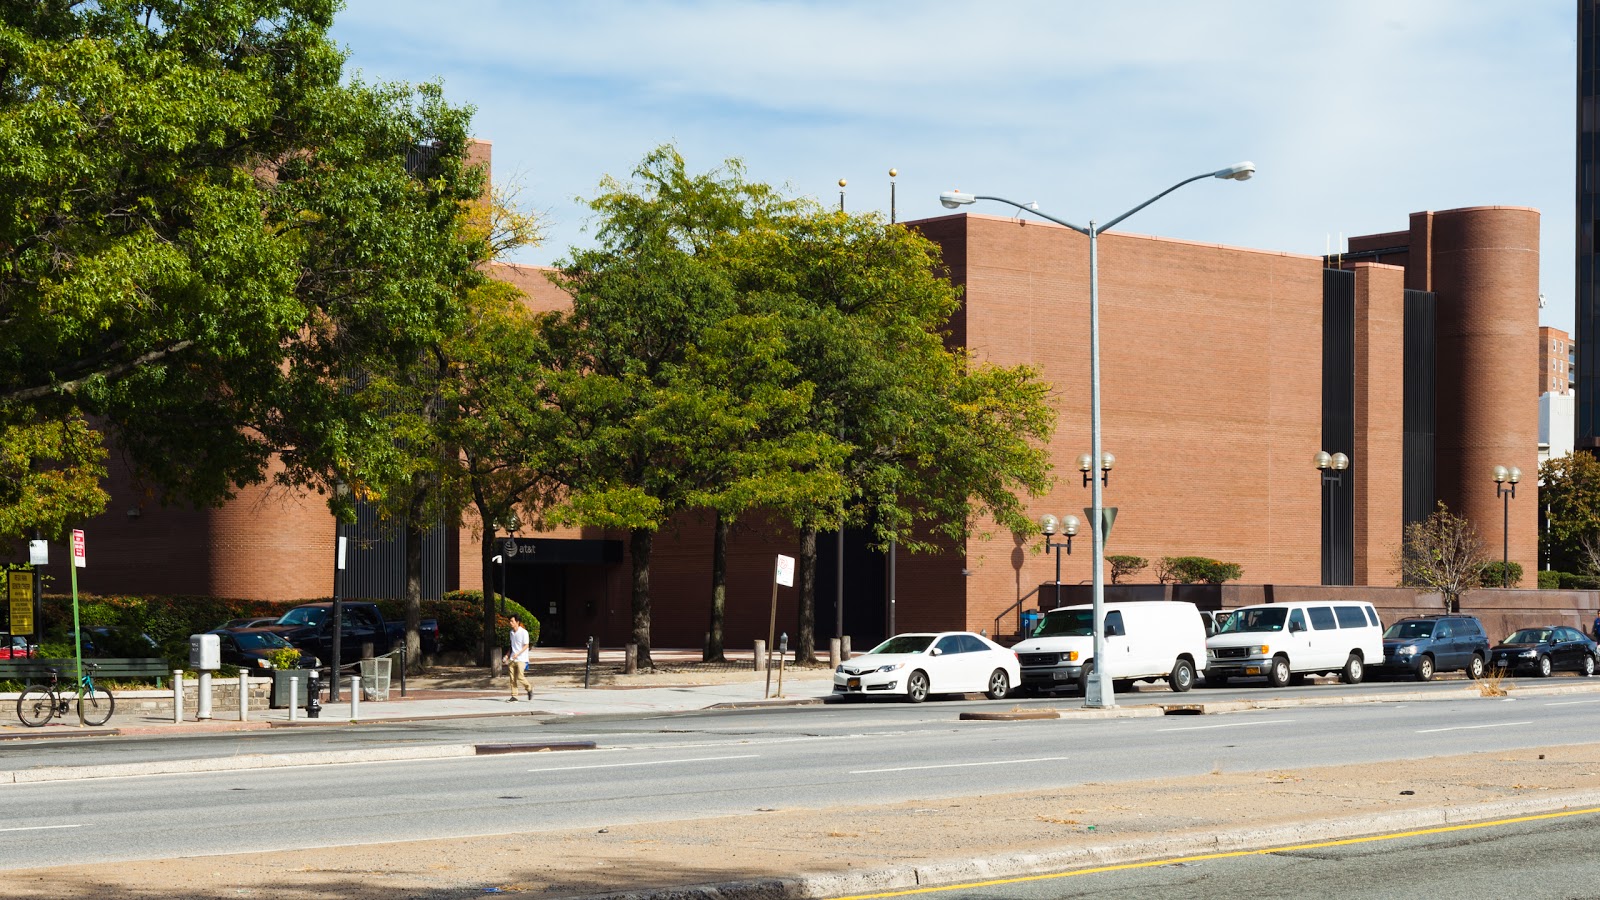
[507,615,531,701]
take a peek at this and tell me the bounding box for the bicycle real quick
[16,663,115,727]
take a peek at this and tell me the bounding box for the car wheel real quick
[1416,655,1434,682]
[1267,657,1291,688]
[1169,658,1195,693]
[1339,653,1365,685]
[1204,669,1228,687]
[1584,654,1596,678]
[906,670,930,703]
[1468,653,1486,680]
[1537,655,1553,678]
[985,668,1011,700]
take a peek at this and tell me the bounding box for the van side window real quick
[1308,607,1337,630]
[1289,609,1307,632]
[1104,611,1126,637]
[1364,606,1380,627]
[1333,606,1366,628]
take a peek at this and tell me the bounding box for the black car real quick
[1489,626,1599,678]
[208,627,319,674]
[1372,615,1490,681]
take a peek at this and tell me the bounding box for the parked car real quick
[1371,615,1490,681]
[832,632,1020,703]
[1489,626,1599,677]
[1012,601,1207,695]
[208,627,319,673]
[217,617,280,631]
[262,601,392,663]
[0,635,32,660]
[1205,600,1384,687]
[74,626,161,657]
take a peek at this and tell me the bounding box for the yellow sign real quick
[8,571,32,635]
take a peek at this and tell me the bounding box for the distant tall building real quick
[1540,325,1575,395]
[1579,2,1600,447]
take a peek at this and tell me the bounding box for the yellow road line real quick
[830,806,1600,899]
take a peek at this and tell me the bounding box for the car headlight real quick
[1063,651,1079,663]
[876,663,904,673]
[255,659,273,668]
[835,664,845,674]
[1518,650,1538,658]
[1257,645,1270,655]
[1396,645,1417,656]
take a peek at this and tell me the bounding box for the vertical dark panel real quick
[1580,1,1599,448]
[1322,269,1355,585]
[815,528,886,648]
[1403,290,1438,527]
[333,501,447,601]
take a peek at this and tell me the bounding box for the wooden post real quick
[765,557,779,698]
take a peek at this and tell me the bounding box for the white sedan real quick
[832,632,1021,702]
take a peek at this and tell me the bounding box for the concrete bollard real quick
[239,670,249,722]
[624,643,638,675]
[828,638,840,669]
[172,670,183,723]
[753,640,767,672]
[288,677,298,722]
[841,636,852,661]
[350,675,360,721]
[197,670,213,720]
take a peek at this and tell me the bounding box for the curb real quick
[960,710,1060,721]
[578,789,1600,900]
[0,744,483,783]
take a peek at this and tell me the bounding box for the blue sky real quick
[329,0,1576,331]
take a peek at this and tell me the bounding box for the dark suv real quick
[1373,615,1490,681]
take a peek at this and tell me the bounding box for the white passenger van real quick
[1012,601,1209,695]
[1204,601,1384,687]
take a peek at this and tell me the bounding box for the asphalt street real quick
[889,807,1600,899]
[2,687,1597,869]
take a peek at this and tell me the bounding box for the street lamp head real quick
[1213,161,1256,181]
[1038,513,1058,535]
[1314,450,1332,470]
[1078,453,1094,474]
[1509,466,1522,484]
[940,190,976,209]
[1063,515,1080,536]
[1492,465,1509,484]
[1099,452,1115,472]
[1331,452,1350,471]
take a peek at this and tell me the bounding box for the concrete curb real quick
[0,743,482,783]
[580,789,1600,900]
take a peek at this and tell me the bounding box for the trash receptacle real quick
[359,657,391,701]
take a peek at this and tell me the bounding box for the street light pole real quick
[939,161,1253,709]
[1314,451,1350,584]
[1037,514,1079,615]
[1493,465,1521,588]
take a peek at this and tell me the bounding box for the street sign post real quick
[766,554,796,699]
[70,529,85,724]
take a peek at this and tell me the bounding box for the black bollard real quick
[585,636,595,689]
[305,669,322,719]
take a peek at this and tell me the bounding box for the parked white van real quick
[1204,601,1384,687]
[1012,601,1209,695]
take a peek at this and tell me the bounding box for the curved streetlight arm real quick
[1099,171,1217,233]
[966,194,1090,236]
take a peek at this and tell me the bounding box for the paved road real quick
[3,688,1597,869]
[894,806,1600,899]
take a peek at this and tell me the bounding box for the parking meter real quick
[780,632,788,654]
[305,669,322,718]
[188,634,220,670]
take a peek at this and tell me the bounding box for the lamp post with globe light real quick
[1492,465,1521,588]
[939,162,1254,708]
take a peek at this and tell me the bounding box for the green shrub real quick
[1156,556,1243,584]
[1557,571,1600,590]
[1107,555,1148,585]
[435,591,539,652]
[1537,569,1561,589]
[1478,561,1523,588]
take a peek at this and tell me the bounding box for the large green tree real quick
[0,1,484,540]
[1540,451,1600,574]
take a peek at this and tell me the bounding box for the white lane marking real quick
[1416,721,1533,734]
[0,824,87,833]
[1545,699,1600,706]
[1157,719,1293,732]
[851,756,1069,775]
[527,754,758,773]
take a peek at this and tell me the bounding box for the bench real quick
[0,658,171,685]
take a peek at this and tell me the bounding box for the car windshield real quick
[1034,609,1094,637]
[1506,629,1551,644]
[233,632,291,650]
[277,608,324,627]
[1385,621,1434,640]
[869,635,935,654]
[1217,608,1287,634]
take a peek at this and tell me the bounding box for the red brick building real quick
[42,200,1541,650]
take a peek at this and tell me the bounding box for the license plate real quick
[1245,666,1261,675]
[847,677,861,688]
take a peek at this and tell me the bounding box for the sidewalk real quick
[0,647,838,738]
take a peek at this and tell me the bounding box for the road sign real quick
[8,571,32,635]
[28,540,46,565]
[775,554,795,587]
[71,529,86,568]
[1083,507,1119,541]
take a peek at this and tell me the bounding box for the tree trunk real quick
[630,527,654,670]
[797,527,817,664]
[480,528,498,668]
[402,475,426,674]
[705,512,728,663]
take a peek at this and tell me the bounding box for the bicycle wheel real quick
[17,687,56,727]
[78,688,115,726]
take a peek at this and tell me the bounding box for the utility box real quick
[189,633,220,670]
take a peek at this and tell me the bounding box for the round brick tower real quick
[1429,206,1540,584]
